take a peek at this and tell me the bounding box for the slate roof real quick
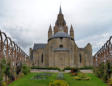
[33,43,46,50]
[49,32,71,40]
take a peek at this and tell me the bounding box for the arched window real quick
[59,45,63,48]
[41,54,43,63]
[79,54,82,63]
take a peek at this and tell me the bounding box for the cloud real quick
[76,32,111,55]
[0,0,112,55]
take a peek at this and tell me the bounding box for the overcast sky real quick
[0,0,112,55]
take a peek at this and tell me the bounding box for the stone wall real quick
[31,37,93,69]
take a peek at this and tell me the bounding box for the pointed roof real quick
[55,6,66,26]
[48,24,52,32]
[59,5,62,14]
[70,25,74,31]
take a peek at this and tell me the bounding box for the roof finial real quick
[59,5,62,14]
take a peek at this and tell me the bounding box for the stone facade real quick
[30,7,93,69]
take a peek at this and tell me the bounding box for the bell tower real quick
[54,6,68,34]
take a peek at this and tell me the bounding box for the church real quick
[30,7,93,69]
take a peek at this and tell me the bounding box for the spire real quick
[55,5,66,26]
[48,24,52,39]
[70,25,74,39]
[70,25,74,32]
[59,5,62,14]
[48,24,52,32]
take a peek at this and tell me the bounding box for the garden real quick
[0,59,109,86]
[8,72,107,86]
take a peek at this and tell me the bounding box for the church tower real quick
[70,25,74,39]
[31,6,93,69]
[54,6,68,34]
[48,25,52,39]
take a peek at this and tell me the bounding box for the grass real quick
[64,73,107,86]
[9,73,107,86]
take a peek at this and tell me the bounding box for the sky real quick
[0,0,112,55]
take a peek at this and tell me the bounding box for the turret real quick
[48,25,52,39]
[70,25,74,39]
[85,43,93,66]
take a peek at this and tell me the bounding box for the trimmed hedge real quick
[63,66,93,71]
[31,66,93,71]
[31,66,60,71]
[80,66,93,70]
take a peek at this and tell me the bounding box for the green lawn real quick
[9,73,107,86]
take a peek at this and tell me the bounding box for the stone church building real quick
[30,7,93,69]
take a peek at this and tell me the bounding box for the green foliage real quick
[80,66,93,70]
[63,67,73,70]
[70,68,79,73]
[0,59,6,86]
[8,73,107,86]
[73,72,91,80]
[1,81,7,86]
[0,59,6,73]
[63,66,93,71]
[22,64,30,75]
[49,80,69,86]
[108,78,112,86]
[0,68,3,82]
[31,66,60,71]
[16,63,22,75]
[4,63,11,77]
[94,62,112,82]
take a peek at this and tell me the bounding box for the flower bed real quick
[32,73,52,80]
[73,73,91,80]
[49,80,69,86]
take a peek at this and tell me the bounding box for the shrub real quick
[73,76,81,80]
[16,62,22,75]
[0,71,3,85]
[108,78,112,86]
[73,72,90,80]
[4,63,11,77]
[22,64,30,75]
[8,72,15,81]
[70,68,79,73]
[71,73,78,76]
[49,80,69,86]
[94,62,111,82]
[80,66,93,70]
[63,67,72,70]
[1,81,7,86]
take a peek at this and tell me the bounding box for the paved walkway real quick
[80,69,93,73]
[31,69,93,73]
[31,69,59,73]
